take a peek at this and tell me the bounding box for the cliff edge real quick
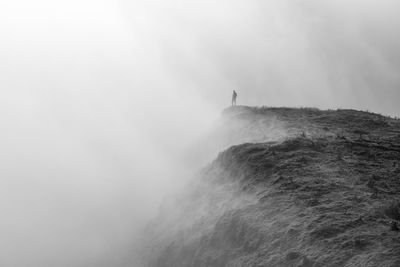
[143,107,400,267]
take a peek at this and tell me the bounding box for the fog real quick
[1,0,399,266]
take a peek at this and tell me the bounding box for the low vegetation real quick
[144,107,400,267]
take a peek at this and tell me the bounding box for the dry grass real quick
[145,106,400,267]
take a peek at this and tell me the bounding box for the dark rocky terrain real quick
[143,106,400,267]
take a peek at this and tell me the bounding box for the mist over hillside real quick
[2,1,400,266]
[142,106,400,267]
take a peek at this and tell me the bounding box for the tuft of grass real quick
[383,202,400,221]
[391,221,399,231]
[353,129,369,140]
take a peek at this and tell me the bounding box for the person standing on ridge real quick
[232,90,237,106]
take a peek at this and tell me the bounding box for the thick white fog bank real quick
[1,0,400,266]
[0,1,217,266]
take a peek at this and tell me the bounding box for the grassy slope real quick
[147,107,400,267]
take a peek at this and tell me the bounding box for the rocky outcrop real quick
[143,107,400,267]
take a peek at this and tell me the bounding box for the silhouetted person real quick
[232,90,237,106]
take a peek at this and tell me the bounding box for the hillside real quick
[141,106,400,267]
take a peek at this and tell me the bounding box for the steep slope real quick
[143,107,400,267]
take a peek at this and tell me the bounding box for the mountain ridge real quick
[142,106,400,267]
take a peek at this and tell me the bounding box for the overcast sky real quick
[0,0,399,266]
